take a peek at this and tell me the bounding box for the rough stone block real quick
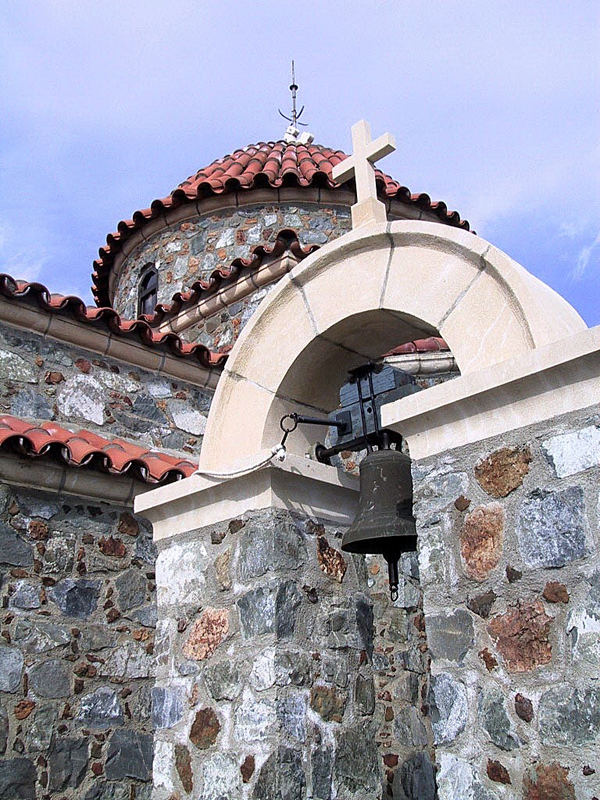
[333,726,380,798]
[105,729,153,781]
[542,424,600,477]
[0,645,23,692]
[538,685,600,745]
[49,737,89,791]
[474,446,531,497]
[48,578,100,618]
[517,487,587,568]
[426,610,474,663]
[429,672,468,744]
[78,687,124,729]
[151,686,184,729]
[29,658,71,698]
[460,503,504,581]
[0,758,36,799]
[488,600,553,672]
[479,688,520,750]
[0,523,33,566]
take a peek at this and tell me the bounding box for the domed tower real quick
[93,135,469,354]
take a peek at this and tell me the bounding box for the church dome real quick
[93,140,470,308]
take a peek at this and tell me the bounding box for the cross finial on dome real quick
[279,60,314,144]
[332,120,396,228]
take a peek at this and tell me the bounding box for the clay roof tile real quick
[0,415,195,484]
[92,140,470,305]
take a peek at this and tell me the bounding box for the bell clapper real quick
[385,553,400,602]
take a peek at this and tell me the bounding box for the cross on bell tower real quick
[332,119,396,228]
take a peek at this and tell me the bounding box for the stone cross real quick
[332,119,396,228]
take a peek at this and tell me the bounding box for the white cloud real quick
[573,230,600,280]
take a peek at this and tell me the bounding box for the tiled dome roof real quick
[93,141,470,305]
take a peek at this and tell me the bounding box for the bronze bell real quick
[341,448,417,600]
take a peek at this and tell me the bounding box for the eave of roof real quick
[0,274,227,368]
[0,416,196,484]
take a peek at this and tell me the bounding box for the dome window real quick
[138,265,158,316]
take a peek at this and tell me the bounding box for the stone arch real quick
[199,221,585,471]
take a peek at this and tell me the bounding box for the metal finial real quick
[279,60,308,129]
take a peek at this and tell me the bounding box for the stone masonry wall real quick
[112,203,352,335]
[0,321,213,454]
[0,482,156,799]
[151,508,387,800]
[412,404,600,799]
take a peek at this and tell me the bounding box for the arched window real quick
[138,265,158,316]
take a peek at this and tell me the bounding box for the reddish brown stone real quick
[175,743,193,793]
[460,503,504,581]
[189,708,220,749]
[183,608,229,661]
[316,536,347,583]
[98,536,127,558]
[44,371,64,384]
[91,762,103,776]
[384,707,394,721]
[479,647,498,672]
[75,358,92,373]
[515,693,534,722]
[487,759,511,784]
[105,609,120,623]
[14,699,35,720]
[240,754,255,783]
[28,520,49,541]
[229,518,245,534]
[474,446,531,497]
[488,601,553,672]
[542,581,570,604]
[454,495,471,511]
[117,512,139,538]
[523,763,575,800]
[310,685,347,723]
[383,754,399,768]
[583,765,596,776]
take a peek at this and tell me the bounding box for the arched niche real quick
[199,221,585,471]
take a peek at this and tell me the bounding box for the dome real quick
[93,140,470,306]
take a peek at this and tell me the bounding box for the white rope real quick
[194,444,286,480]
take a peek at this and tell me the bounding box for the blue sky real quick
[1,1,598,324]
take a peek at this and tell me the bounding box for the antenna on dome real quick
[279,61,314,145]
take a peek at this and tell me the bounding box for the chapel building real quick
[0,119,598,800]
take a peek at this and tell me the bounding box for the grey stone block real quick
[0,523,33,566]
[48,578,100,618]
[426,609,474,663]
[77,687,124,729]
[0,758,35,799]
[29,658,71,698]
[517,487,587,568]
[0,645,23,692]
[105,730,153,781]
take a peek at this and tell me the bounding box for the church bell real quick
[341,448,417,600]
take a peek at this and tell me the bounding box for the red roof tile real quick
[0,415,196,483]
[93,140,471,306]
[0,274,226,368]
[383,337,450,357]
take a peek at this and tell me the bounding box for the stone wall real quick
[112,203,352,323]
[151,508,387,800]
[413,404,600,799]
[0,482,156,799]
[0,322,212,454]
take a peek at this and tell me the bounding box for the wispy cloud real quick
[573,230,600,280]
